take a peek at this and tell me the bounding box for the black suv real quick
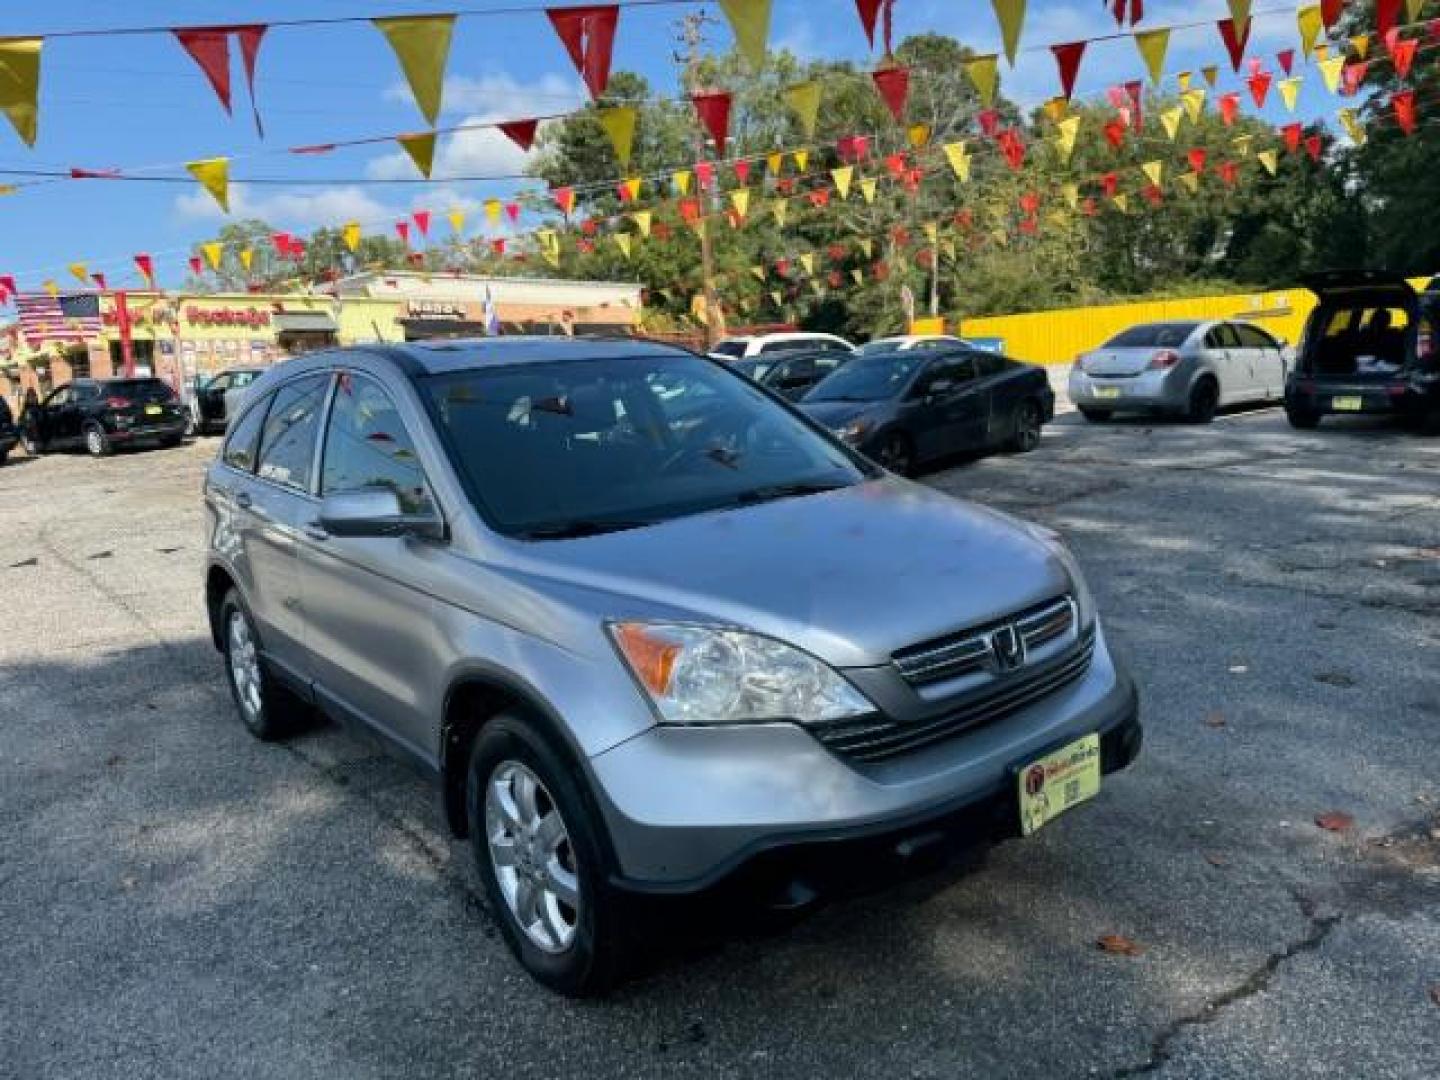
[21,377,187,456]
[1285,272,1440,430]
[0,396,18,465]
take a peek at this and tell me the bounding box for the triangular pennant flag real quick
[943,141,971,180]
[199,241,224,272]
[133,254,155,287]
[1135,29,1170,86]
[395,221,411,247]
[632,209,652,236]
[750,265,765,281]
[1297,5,1323,53]
[831,165,855,199]
[596,106,636,168]
[553,187,576,216]
[766,151,783,175]
[1141,160,1164,187]
[546,5,619,99]
[1393,89,1417,135]
[1054,117,1080,162]
[1390,37,1417,80]
[671,169,692,195]
[1405,0,1426,21]
[396,131,437,178]
[373,16,455,126]
[1350,33,1370,60]
[1112,193,1129,213]
[1232,133,1253,155]
[907,122,931,149]
[1219,92,1241,125]
[692,91,732,156]
[1183,88,1207,123]
[1042,96,1069,123]
[622,176,642,201]
[1219,17,1252,72]
[1189,147,1209,173]
[1305,133,1323,161]
[1160,107,1183,140]
[1202,64,1220,86]
[793,149,810,172]
[239,248,254,271]
[66,262,87,285]
[484,199,502,225]
[505,202,521,224]
[799,253,815,276]
[1248,70,1273,108]
[1226,1,1253,27]
[859,238,874,258]
[965,55,1000,106]
[734,159,751,185]
[173,29,233,115]
[235,26,267,137]
[185,157,230,212]
[770,289,784,308]
[343,222,361,252]
[1178,71,1193,92]
[412,209,431,237]
[850,268,864,286]
[1338,107,1366,145]
[498,118,539,151]
[861,177,880,202]
[1277,48,1296,75]
[1278,76,1302,112]
[613,232,632,260]
[1061,182,1080,209]
[783,81,821,138]
[771,199,788,227]
[1178,170,1201,193]
[0,38,41,147]
[1318,56,1345,93]
[872,66,910,123]
[991,0,1028,66]
[718,0,772,68]
[853,0,888,49]
[728,190,750,218]
[1258,148,1279,174]
[1052,41,1087,101]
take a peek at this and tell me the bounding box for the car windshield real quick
[1102,323,1199,348]
[803,353,926,402]
[732,359,774,381]
[422,353,868,538]
[709,340,747,358]
[105,379,174,401]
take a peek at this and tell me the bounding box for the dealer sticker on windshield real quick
[1017,734,1101,836]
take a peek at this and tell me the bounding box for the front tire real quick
[467,713,629,997]
[873,432,915,476]
[219,589,307,741]
[84,422,112,456]
[1186,379,1219,424]
[1008,399,1042,452]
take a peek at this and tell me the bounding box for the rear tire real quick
[0,449,8,467]
[84,422,112,457]
[22,431,43,456]
[1186,379,1219,424]
[219,589,308,741]
[1008,400,1042,453]
[1285,404,1321,430]
[467,713,630,997]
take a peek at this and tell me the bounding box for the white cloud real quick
[384,71,583,115]
[173,183,392,229]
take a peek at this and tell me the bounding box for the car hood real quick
[497,478,1071,668]
[798,400,884,429]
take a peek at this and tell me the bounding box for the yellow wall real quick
[335,298,405,343]
[959,278,1435,367]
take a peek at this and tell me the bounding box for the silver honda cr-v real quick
[203,338,1141,995]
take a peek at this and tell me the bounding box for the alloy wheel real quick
[1014,402,1041,451]
[226,610,263,722]
[877,435,913,475]
[486,761,581,954]
[85,427,105,455]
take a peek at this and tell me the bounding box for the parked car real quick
[1069,319,1289,423]
[191,366,265,435]
[20,377,186,456]
[708,332,855,361]
[732,347,854,400]
[858,334,972,355]
[204,338,1140,995]
[799,346,1056,474]
[0,397,18,465]
[1284,271,1440,430]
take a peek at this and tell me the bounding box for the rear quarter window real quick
[222,393,271,472]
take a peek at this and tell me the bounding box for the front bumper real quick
[592,623,1141,893]
[1069,369,1188,413]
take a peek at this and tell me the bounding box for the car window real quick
[207,374,232,392]
[256,373,331,492]
[806,353,927,402]
[815,353,848,375]
[321,373,435,516]
[709,340,747,359]
[1105,323,1199,348]
[919,356,977,394]
[758,340,813,355]
[1205,325,1242,349]
[1232,324,1276,349]
[232,371,258,388]
[77,384,103,401]
[46,386,72,407]
[971,351,1008,377]
[222,392,270,472]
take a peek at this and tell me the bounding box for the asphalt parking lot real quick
[2,404,1437,1079]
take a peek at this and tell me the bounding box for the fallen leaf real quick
[1097,934,1143,956]
[1315,811,1354,832]
[1204,852,1229,868]
[1429,985,1440,1008]
[1204,712,1227,729]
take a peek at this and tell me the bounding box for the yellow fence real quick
[958,288,1318,368]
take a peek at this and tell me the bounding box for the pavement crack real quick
[1107,892,1343,1078]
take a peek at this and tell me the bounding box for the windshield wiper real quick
[727,481,851,508]
[518,519,654,540]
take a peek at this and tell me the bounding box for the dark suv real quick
[0,397,18,465]
[1285,271,1440,430]
[21,377,187,456]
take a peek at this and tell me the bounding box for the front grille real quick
[811,630,1095,763]
[892,596,1076,687]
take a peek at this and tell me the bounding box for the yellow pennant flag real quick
[799,253,815,276]
[448,209,466,234]
[1112,193,1129,213]
[729,189,750,218]
[43,279,58,298]
[1315,44,1330,62]
[750,265,765,281]
[1318,56,1345,94]
[784,82,822,138]
[1042,96,1069,124]
[858,238,874,258]
[202,242,224,271]
[0,184,13,195]
[991,0,1027,65]
[342,222,362,253]
[770,289,784,308]
[1201,65,1219,87]
[766,151,783,176]
[991,229,1009,248]
[850,268,864,285]
[943,141,972,181]
[1226,0,1253,27]
[831,165,854,199]
[613,233,632,260]
[1047,210,1070,229]
[965,55,1000,106]
[1257,149,1278,175]
[373,16,455,127]
[0,38,42,147]
[1177,71,1193,92]
[68,262,88,284]
[941,239,956,261]
[923,221,938,245]
[484,199,502,225]
[1054,117,1079,163]
[622,176,642,201]
[396,132,437,178]
[770,199,788,227]
[793,149,809,172]
[1297,5,1323,54]
[672,169,692,195]
[860,177,879,203]
[907,123,931,149]
[1407,0,1426,19]
[1178,171,1200,194]
[1278,76,1302,112]
[1058,182,1078,210]
[1232,134,1253,157]
[185,157,230,212]
[597,106,637,169]
[1160,107,1183,140]
[239,248,254,271]
[1141,161,1164,187]
[1135,29,1170,86]
[1182,88,1207,123]
[632,209,653,237]
[1350,34,1369,60]
[718,0,772,68]
[1338,107,1366,146]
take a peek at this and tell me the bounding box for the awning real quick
[274,311,338,333]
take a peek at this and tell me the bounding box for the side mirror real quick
[318,488,445,541]
[924,378,955,400]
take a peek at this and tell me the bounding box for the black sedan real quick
[732,348,853,401]
[799,347,1054,474]
[21,377,187,457]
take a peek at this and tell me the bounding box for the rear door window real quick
[1205,325,1242,349]
[256,374,331,492]
[223,393,271,472]
[1234,324,1278,349]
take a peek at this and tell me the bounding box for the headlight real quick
[835,418,872,443]
[609,622,875,726]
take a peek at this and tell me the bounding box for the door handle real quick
[302,521,329,542]
[234,491,253,509]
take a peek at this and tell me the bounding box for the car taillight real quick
[1149,350,1182,370]
[105,396,131,408]
[1387,384,1407,397]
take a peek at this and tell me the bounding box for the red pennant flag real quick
[873,261,890,282]
[1376,0,1403,41]
[1282,122,1303,153]
[554,187,576,216]
[0,274,15,299]
[884,152,907,178]
[1389,37,1417,80]
[1017,217,1037,237]
[1218,161,1239,186]
[505,203,521,223]
[70,167,121,179]
[546,5,619,99]
[827,243,847,261]
[577,239,594,254]
[1143,184,1163,206]
[696,160,716,190]
[1393,90,1417,135]
[491,239,506,255]
[1188,147,1208,173]
[271,232,292,255]
[810,189,832,207]
[189,256,204,276]
[872,66,910,123]
[854,0,896,52]
[1219,92,1240,126]
[1100,172,1119,197]
[734,159,751,185]
[1082,197,1098,217]
[616,180,633,203]
[1104,119,1128,148]
[1124,80,1144,131]
[1247,71,1272,108]
[1320,0,1343,28]
[1218,17,1251,72]
[679,198,701,224]
[174,29,233,113]
[134,254,155,285]
[1106,84,1129,110]
[1109,0,1145,27]
[1052,41,1088,101]
[1019,191,1041,215]
[290,143,337,155]
[775,257,790,277]
[412,210,431,236]
[954,209,974,230]
[691,91,732,156]
[1277,49,1295,75]
[1430,19,1440,43]
[1342,62,1368,96]
[978,109,1001,137]
[998,129,1026,170]
[580,216,598,235]
[891,226,910,247]
[92,272,108,290]
[236,26,267,137]
[395,221,411,246]
[1305,135,1322,162]
[827,270,843,288]
[498,118,539,151]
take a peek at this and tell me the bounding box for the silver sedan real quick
[1069,320,1289,423]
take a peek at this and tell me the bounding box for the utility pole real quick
[674,11,727,344]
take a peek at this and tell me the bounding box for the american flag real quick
[15,291,104,346]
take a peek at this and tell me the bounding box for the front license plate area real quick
[1017,734,1101,836]
[145,404,163,415]
[1331,396,1363,412]
[1093,386,1122,400]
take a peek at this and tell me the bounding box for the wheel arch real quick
[205,562,238,651]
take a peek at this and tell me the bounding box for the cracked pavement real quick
[2,405,1438,1079]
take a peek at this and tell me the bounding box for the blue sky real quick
[1,0,1332,289]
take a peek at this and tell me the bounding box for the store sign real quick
[102,307,176,327]
[186,305,271,328]
[407,300,466,320]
